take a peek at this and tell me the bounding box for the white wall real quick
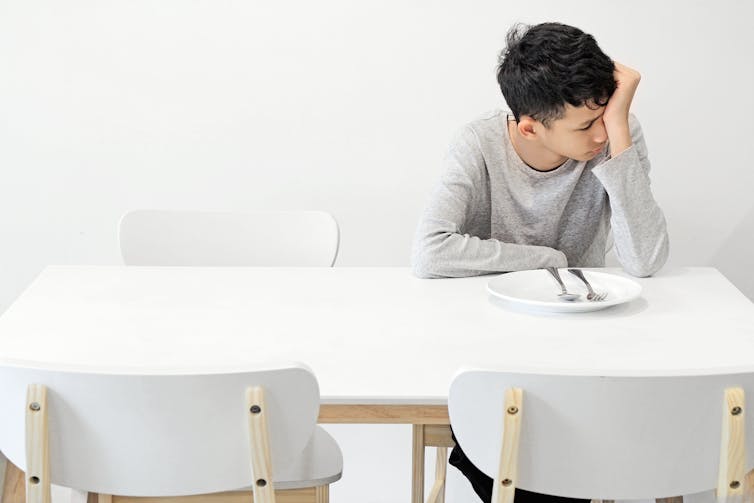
[1,1,753,501]
[2,0,754,309]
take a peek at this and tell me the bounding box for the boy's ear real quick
[516,115,539,139]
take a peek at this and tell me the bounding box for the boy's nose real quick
[593,120,607,143]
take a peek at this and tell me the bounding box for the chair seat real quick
[260,426,343,491]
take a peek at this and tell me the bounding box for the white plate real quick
[487,269,642,313]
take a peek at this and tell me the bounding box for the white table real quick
[1,266,753,502]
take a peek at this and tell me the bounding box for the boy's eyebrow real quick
[578,112,604,128]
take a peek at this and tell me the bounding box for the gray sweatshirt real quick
[411,109,669,278]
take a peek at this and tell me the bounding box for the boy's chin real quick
[578,151,601,162]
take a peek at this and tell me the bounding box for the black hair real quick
[497,22,616,127]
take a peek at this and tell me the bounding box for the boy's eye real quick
[580,123,592,131]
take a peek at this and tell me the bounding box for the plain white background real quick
[1,1,753,502]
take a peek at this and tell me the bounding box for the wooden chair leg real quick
[492,388,523,503]
[412,425,425,503]
[247,387,276,503]
[26,384,51,503]
[717,388,745,503]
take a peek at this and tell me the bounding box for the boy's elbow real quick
[411,235,452,279]
[411,247,442,279]
[625,264,659,278]
[412,264,437,279]
[624,238,669,278]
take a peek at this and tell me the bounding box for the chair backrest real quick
[0,362,320,496]
[449,368,754,500]
[118,210,339,267]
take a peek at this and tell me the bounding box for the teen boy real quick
[412,23,668,281]
[411,22,669,503]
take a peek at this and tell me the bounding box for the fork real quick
[567,268,607,301]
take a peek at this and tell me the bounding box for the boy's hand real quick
[604,61,641,157]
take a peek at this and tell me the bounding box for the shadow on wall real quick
[710,203,754,302]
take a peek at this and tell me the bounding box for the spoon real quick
[545,267,581,302]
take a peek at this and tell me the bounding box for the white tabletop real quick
[0,266,752,403]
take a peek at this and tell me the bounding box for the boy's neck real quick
[507,120,568,172]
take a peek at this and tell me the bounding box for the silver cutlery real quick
[545,267,581,301]
[567,268,607,301]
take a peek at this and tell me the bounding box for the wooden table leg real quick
[425,447,447,503]
[315,485,329,503]
[319,404,449,503]
[412,425,425,503]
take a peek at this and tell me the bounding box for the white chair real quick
[118,210,340,267]
[0,362,342,503]
[448,368,754,503]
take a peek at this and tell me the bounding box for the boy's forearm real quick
[603,62,641,158]
[412,226,567,278]
[605,119,632,158]
[592,149,669,277]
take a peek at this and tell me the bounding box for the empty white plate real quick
[487,269,642,313]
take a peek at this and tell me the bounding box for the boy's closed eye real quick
[577,112,604,131]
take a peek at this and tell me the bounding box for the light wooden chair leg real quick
[492,388,523,503]
[717,388,746,503]
[247,387,276,503]
[412,425,425,503]
[25,384,51,503]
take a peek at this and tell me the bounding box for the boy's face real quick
[538,103,608,162]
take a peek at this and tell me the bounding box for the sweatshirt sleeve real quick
[591,114,669,277]
[411,126,568,279]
